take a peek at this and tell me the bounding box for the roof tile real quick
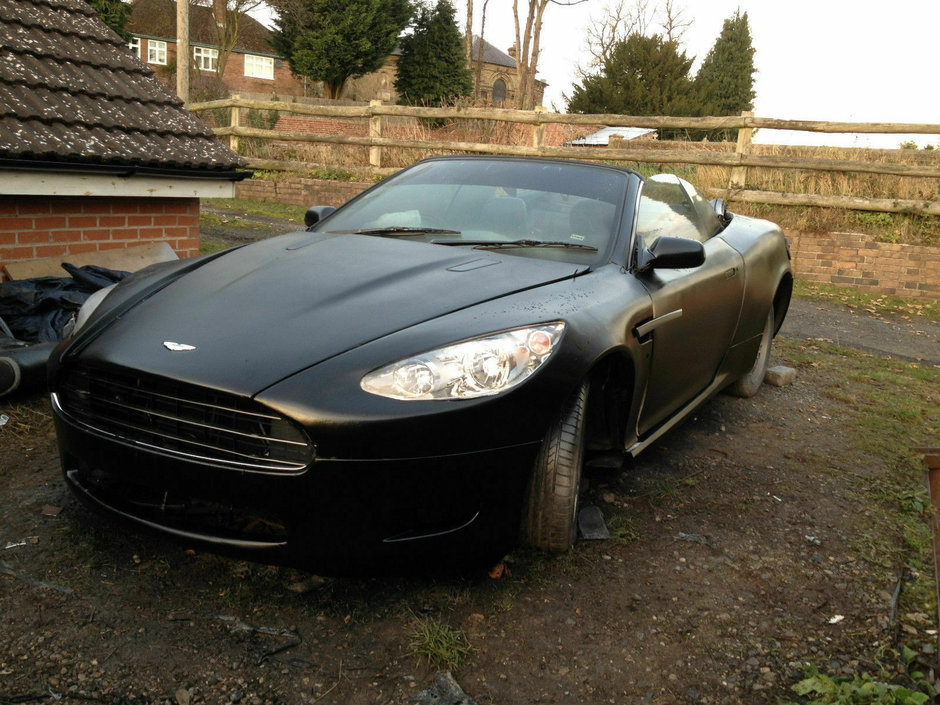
[0,0,245,174]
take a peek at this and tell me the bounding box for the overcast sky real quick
[252,0,939,148]
[464,0,940,147]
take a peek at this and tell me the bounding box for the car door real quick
[634,175,745,436]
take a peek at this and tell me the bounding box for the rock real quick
[175,688,191,705]
[765,366,796,387]
[286,575,327,594]
[410,672,476,705]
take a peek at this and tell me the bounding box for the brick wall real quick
[236,178,371,208]
[236,178,940,302]
[0,196,200,275]
[788,231,940,300]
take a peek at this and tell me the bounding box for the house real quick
[125,1,546,107]
[0,0,247,277]
[126,0,302,100]
[344,37,547,106]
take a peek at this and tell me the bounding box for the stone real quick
[765,366,796,387]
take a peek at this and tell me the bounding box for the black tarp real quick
[0,264,128,343]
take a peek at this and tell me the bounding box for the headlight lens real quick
[361,323,565,400]
[70,284,116,337]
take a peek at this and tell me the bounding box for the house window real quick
[129,37,140,58]
[492,78,507,104]
[244,54,274,80]
[193,46,219,72]
[147,40,167,65]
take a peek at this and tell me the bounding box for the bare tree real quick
[660,0,691,43]
[582,0,653,69]
[580,0,691,75]
[199,0,264,79]
[473,0,490,99]
[511,0,586,109]
[465,0,473,69]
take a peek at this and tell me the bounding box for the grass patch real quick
[202,197,308,223]
[407,615,472,672]
[776,337,938,702]
[198,238,231,256]
[793,280,938,322]
[199,211,271,230]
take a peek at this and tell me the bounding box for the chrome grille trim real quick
[56,366,314,474]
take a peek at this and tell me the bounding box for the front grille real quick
[58,365,314,473]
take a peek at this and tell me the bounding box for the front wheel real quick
[727,308,774,398]
[521,382,589,553]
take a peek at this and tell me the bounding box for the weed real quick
[785,665,930,704]
[407,615,472,672]
[606,514,640,545]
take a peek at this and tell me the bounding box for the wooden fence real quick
[189,97,940,217]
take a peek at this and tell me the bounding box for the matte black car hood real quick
[79,232,586,396]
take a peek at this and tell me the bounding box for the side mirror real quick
[638,236,705,271]
[304,205,337,228]
[709,197,731,227]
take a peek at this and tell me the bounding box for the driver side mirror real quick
[304,205,337,229]
[637,236,705,271]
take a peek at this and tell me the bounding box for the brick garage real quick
[0,0,245,280]
[0,197,200,271]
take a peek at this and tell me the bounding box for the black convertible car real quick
[50,156,791,573]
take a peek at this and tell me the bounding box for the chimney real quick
[507,44,517,59]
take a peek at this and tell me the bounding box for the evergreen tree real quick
[693,10,756,139]
[567,33,698,119]
[271,0,413,99]
[86,0,131,41]
[395,0,472,105]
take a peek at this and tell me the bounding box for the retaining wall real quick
[788,232,939,300]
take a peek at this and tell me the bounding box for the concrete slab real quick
[2,242,178,280]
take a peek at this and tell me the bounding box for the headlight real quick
[69,284,116,337]
[361,323,565,400]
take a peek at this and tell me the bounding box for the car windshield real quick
[318,159,632,264]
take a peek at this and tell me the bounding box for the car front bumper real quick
[52,393,540,573]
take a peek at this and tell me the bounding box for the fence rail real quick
[189,98,940,217]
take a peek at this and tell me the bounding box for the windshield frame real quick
[312,156,641,267]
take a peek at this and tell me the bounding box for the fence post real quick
[532,106,547,153]
[229,94,240,153]
[728,110,754,191]
[370,100,383,169]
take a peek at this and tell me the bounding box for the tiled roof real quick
[0,0,246,175]
[470,37,517,69]
[128,0,275,56]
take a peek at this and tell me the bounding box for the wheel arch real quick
[583,349,640,454]
[773,272,793,336]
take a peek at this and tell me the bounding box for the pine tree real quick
[567,33,697,118]
[86,0,131,41]
[271,0,413,99]
[395,0,472,105]
[693,10,756,139]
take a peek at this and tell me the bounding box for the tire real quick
[522,381,589,553]
[727,308,774,398]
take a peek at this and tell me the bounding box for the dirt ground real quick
[2,213,939,705]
